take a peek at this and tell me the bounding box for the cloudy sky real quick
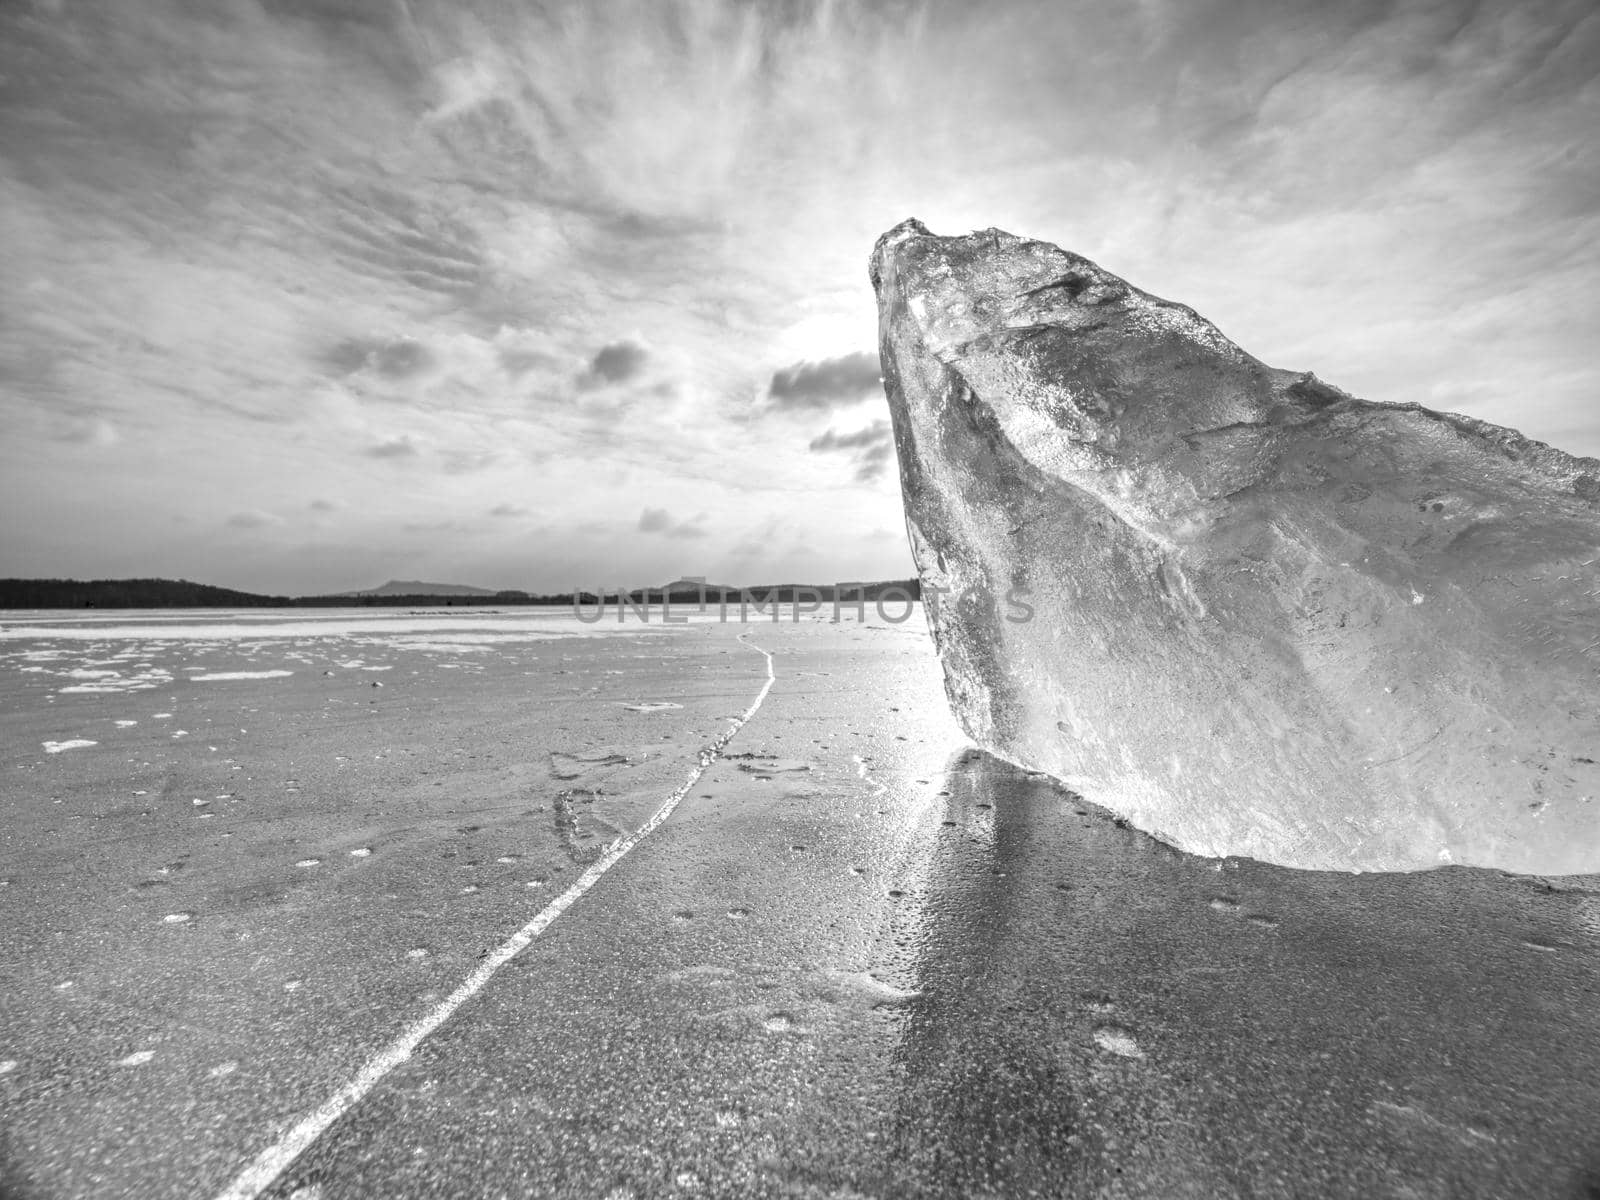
[2,0,1595,594]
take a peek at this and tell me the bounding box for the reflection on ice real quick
[884,749,1600,1198]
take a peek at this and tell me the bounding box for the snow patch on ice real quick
[190,670,294,681]
[1093,1026,1145,1059]
[55,667,174,694]
[0,616,678,642]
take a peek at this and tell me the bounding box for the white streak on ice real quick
[210,636,778,1200]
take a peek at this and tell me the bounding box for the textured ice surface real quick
[872,218,1600,873]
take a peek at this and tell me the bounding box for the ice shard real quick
[872,219,1600,873]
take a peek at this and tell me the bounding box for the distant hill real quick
[0,578,288,609]
[346,579,498,597]
[654,578,740,596]
[0,576,922,609]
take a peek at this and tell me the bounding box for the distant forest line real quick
[0,578,924,610]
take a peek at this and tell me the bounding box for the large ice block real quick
[872,218,1600,872]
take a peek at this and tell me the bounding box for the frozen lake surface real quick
[2,606,1598,1198]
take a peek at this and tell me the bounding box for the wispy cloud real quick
[769,353,883,411]
[226,510,283,530]
[809,421,892,453]
[853,443,893,484]
[55,417,120,447]
[638,507,708,539]
[810,420,895,483]
[578,341,650,389]
[403,519,473,536]
[1,0,1594,592]
[324,337,434,381]
[365,436,420,460]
